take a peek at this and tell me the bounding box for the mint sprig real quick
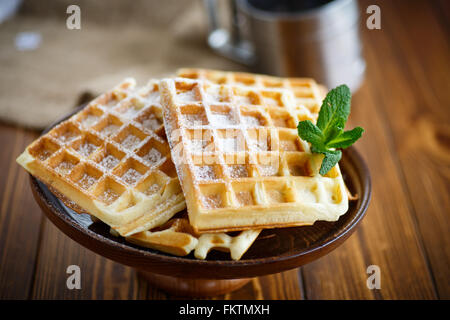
[297,84,364,175]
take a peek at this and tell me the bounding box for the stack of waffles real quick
[17,68,349,261]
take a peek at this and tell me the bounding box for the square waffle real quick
[160,77,349,233]
[125,213,261,260]
[177,68,327,123]
[17,79,185,236]
[53,185,259,261]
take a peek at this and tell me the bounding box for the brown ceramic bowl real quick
[28,106,371,295]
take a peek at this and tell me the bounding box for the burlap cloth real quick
[0,0,243,130]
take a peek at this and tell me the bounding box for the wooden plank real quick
[360,0,449,298]
[353,81,435,299]
[0,127,42,299]
[135,272,169,299]
[31,217,303,299]
[301,51,436,300]
[435,0,450,28]
[30,212,303,299]
[255,269,303,299]
[223,269,303,300]
[302,233,373,299]
[30,219,154,299]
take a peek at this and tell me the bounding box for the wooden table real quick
[0,0,448,299]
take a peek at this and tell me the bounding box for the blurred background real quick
[0,0,448,300]
[0,0,369,129]
[0,0,238,129]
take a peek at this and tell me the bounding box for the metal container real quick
[205,0,365,91]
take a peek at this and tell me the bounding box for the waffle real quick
[160,77,349,233]
[52,186,259,261]
[177,68,325,123]
[194,228,261,260]
[125,213,261,260]
[17,79,185,236]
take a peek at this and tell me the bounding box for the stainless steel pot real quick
[205,0,365,91]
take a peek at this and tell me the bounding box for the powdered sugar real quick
[262,96,281,107]
[259,164,278,176]
[121,106,141,119]
[141,90,160,105]
[218,138,238,153]
[121,135,141,150]
[121,168,142,185]
[209,112,236,126]
[78,173,97,189]
[204,86,226,103]
[234,95,253,105]
[188,139,210,153]
[82,114,100,127]
[228,165,248,178]
[38,149,52,161]
[177,90,199,103]
[143,148,162,164]
[55,161,75,174]
[141,114,161,131]
[248,138,269,151]
[57,131,78,144]
[144,183,161,196]
[98,188,119,204]
[236,191,254,205]
[194,165,217,181]
[242,115,261,127]
[100,155,120,170]
[77,142,98,157]
[202,194,222,209]
[181,113,207,126]
[101,124,120,137]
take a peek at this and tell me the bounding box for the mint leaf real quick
[326,127,364,149]
[316,84,351,141]
[297,120,324,149]
[319,150,342,176]
[297,84,363,176]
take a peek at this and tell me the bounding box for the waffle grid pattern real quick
[52,176,260,261]
[161,77,348,233]
[18,79,185,236]
[177,68,324,122]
